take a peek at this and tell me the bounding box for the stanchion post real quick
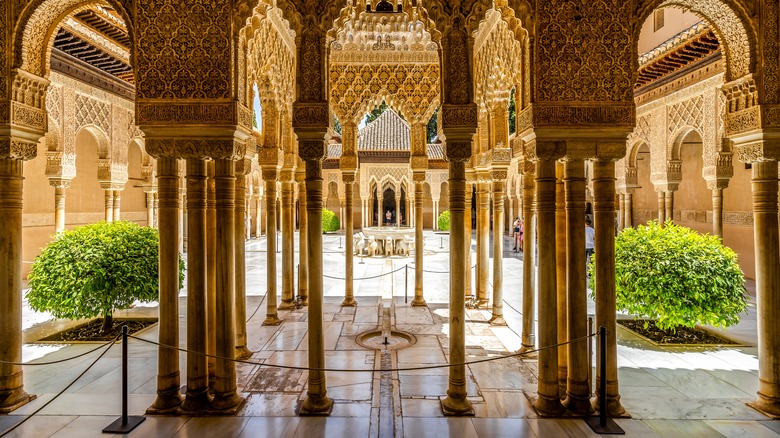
[585,326,624,434]
[588,316,594,396]
[103,325,146,434]
[338,237,342,249]
[404,264,408,304]
[439,236,443,249]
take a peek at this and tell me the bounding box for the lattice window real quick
[654,10,665,32]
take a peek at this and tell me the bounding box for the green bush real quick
[438,210,450,231]
[591,220,747,331]
[27,221,185,332]
[322,208,339,232]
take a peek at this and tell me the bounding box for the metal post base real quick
[585,416,625,435]
[102,416,145,434]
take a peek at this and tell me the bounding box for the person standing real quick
[585,217,595,270]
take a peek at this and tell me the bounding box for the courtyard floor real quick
[1,231,778,437]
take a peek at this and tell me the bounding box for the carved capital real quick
[145,138,245,160]
[734,140,780,163]
[292,102,330,130]
[235,157,253,176]
[341,171,356,184]
[528,140,565,161]
[298,140,327,161]
[48,177,72,189]
[412,171,426,183]
[0,138,38,161]
[410,154,428,171]
[444,141,472,163]
[441,103,478,142]
[257,147,283,167]
[340,154,358,171]
[492,169,508,180]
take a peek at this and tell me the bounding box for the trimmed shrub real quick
[27,221,185,332]
[438,210,450,231]
[322,208,340,232]
[591,220,747,331]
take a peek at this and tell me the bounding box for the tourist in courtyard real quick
[585,217,595,271]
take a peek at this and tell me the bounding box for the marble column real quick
[235,161,252,359]
[555,162,567,396]
[412,177,427,307]
[153,193,159,228]
[712,187,724,238]
[592,159,624,416]
[299,143,333,415]
[562,159,591,415]
[665,190,674,222]
[520,173,537,353]
[0,159,35,413]
[623,192,633,229]
[104,189,114,222]
[433,200,438,230]
[464,181,473,298]
[279,178,296,310]
[148,157,182,413]
[178,188,186,253]
[617,193,625,231]
[297,173,309,306]
[750,160,780,417]
[490,177,506,325]
[342,173,357,307]
[262,170,281,326]
[210,158,243,412]
[255,194,262,237]
[395,195,401,227]
[441,149,473,416]
[534,157,565,416]
[51,180,70,233]
[476,181,490,307]
[182,158,210,412]
[146,191,156,228]
[113,189,122,221]
[657,190,666,223]
[206,162,217,386]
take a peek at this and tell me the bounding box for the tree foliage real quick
[591,221,747,331]
[508,87,516,135]
[437,210,451,232]
[333,115,342,135]
[27,221,185,332]
[322,208,340,233]
[426,106,439,143]
[365,101,389,124]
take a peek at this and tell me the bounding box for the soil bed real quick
[39,318,157,342]
[618,319,738,345]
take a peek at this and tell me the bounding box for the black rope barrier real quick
[0,333,119,438]
[127,333,595,373]
[323,266,405,281]
[0,337,119,367]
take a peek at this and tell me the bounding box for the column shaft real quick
[146,192,155,227]
[182,159,210,411]
[342,178,356,307]
[263,175,280,325]
[712,188,724,238]
[0,159,33,413]
[255,195,262,237]
[300,157,333,415]
[490,180,506,325]
[280,181,296,310]
[441,159,473,415]
[149,157,182,413]
[520,177,537,352]
[665,191,674,222]
[624,193,633,229]
[534,158,564,415]
[555,163,567,396]
[617,194,625,231]
[593,160,624,416]
[657,191,666,223]
[465,186,473,298]
[113,190,121,221]
[751,161,780,417]
[562,159,591,415]
[476,182,490,306]
[395,196,401,227]
[298,180,309,305]
[235,173,251,359]
[54,185,66,233]
[104,190,114,222]
[412,180,426,306]
[206,163,217,385]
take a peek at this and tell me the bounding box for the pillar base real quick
[475,299,489,309]
[180,388,213,413]
[488,315,507,326]
[750,395,780,419]
[534,395,567,417]
[563,394,594,416]
[235,346,253,361]
[0,389,36,414]
[299,393,333,416]
[341,297,358,307]
[262,314,282,326]
[300,297,309,307]
[209,392,246,414]
[518,344,538,359]
[410,296,427,307]
[278,300,297,311]
[146,388,183,414]
[592,396,627,417]
[440,394,475,416]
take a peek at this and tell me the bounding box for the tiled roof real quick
[426,143,444,160]
[326,143,342,160]
[358,108,410,151]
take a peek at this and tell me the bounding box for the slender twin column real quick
[657,190,666,223]
[182,158,210,412]
[210,158,243,412]
[490,177,506,325]
[711,187,724,237]
[520,173,537,352]
[255,194,262,237]
[146,191,157,228]
[617,194,625,231]
[206,163,217,385]
[104,189,114,222]
[534,157,565,416]
[235,163,252,359]
[113,190,122,221]
[664,190,674,222]
[750,160,780,417]
[441,149,473,416]
[0,158,35,413]
[555,163,568,396]
[464,180,473,298]
[297,172,309,305]
[279,177,296,310]
[395,196,401,227]
[562,159,591,415]
[433,200,439,230]
[149,157,183,413]
[592,159,624,416]
[51,180,70,233]
[475,181,490,306]
[342,173,357,307]
[262,171,281,326]
[299,144,333,415]
[623,192,633,229]
[412,177,427,307]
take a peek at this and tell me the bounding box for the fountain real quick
[354,226,415,257]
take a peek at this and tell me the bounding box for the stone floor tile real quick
[643,419,725,437]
